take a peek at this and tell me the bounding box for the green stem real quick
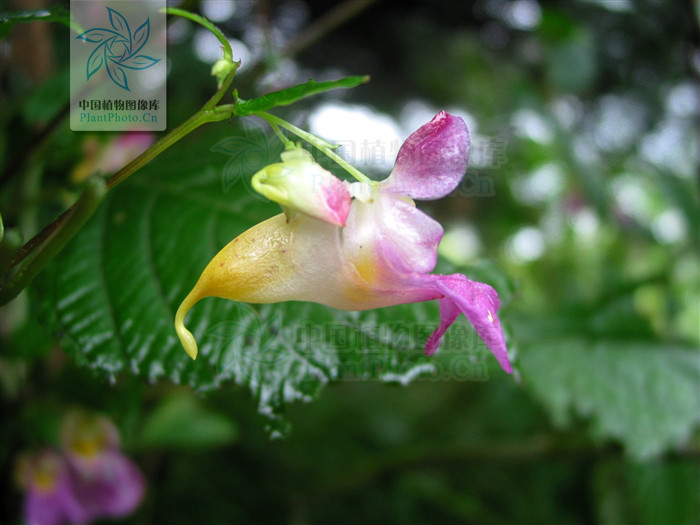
[254,111,373,184]
[162,7,237,109]
[268,122,295,150]
[106,105,233,190]
[2,8,240,289]
[7,104,235,275]
[0,178,107,305]
[0,229,21,277]
[163,7,232,62]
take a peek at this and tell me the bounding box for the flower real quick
[175,111,512,373]
[71,131,154,183]
[61,411,145,521]
[16,412,145,525]
[16,451,90,525]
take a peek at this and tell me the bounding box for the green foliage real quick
[594,460,700,524]
[520,337,700,459]
[233,76,370,116]
[22,70,70,127]
[0,6,75,38]
[139,391,237,450]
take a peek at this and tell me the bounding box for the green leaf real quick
[33,127,503,429]
[0,6,77,38]
[233,76,370,116]
[519,337,700,459]
[138,392,237,450]
[1,178,107,306]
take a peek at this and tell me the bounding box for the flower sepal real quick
[251,147,351,226]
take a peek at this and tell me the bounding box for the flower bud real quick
[211,58,239,88]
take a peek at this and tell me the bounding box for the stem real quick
[105,106,233,191]
[4,8,239,281]
[0,230,21,277]
[285,0,377,58]
[205,64,237,110]
[268,123,295,150]
[255,111,373,184]
[162,7,236,110]
[0,178,107,305]
[163,7,232,62]
[7,105,235,272]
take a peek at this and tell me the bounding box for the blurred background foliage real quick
[1,0,699,523]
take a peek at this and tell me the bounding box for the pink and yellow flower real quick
[16,412,145,525]
[61,412,145,520]
[175,111,512,373]
[71,131,155,183]
[16,451,90,525]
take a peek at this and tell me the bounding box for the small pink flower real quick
[16,412,145,525]
[17,451,90,525]
[61,412,145,521]
[98,132,155,173]
[176,111,511,373]
[72,131,154,182]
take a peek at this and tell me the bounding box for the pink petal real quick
[69,452,145,519]
[418,273,512,373]
[381,111,469,200]
[344,193,443,279]
[424,296,460,356]
[94,453,145,517]
[316,174,351,226]
[252,149,352,226]
[101,132,154,172]
[343,195,510,373]
[23,454,92,525]
[380,197,443,273]
[25,490,71,525]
